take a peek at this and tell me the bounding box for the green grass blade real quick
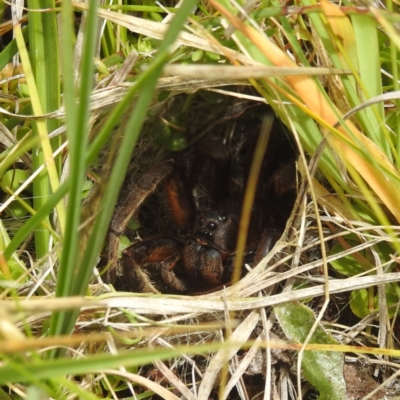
[26,0,64,255]
[41,0,62,173]
[351,15,389,155]
[25,0,50,256]
[52,0,98,310]
[376,1,400,163]
[0,343,226,384]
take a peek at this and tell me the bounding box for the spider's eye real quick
[207,222,217,231]
[219,214,227,222]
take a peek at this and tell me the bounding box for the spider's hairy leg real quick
[111,160,176,234]
[122,237,184,293]
[106,160,175,284]
[183,238,224,288]
[159,254,187,293]
[164,168,195,231]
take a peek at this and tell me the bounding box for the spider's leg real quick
[122,237,183,293]
[164,168,196,231]
[107,160,175,284]
[159,254,187,293]
[183,238,223,288]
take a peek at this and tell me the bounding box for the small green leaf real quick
[18,83,30,97]
[5,199,31,218]
[81,179,94,199]
[1,169,30,193]
[330,244,365,276]
[150,12,163,22]
[350,284,400,319]
[275,302,346,400]
[26,386,48,400]
[118,235,132,258]
[94,58,110,76]
[331,250,364,276]
[350,289,371,318]
[205,51,220,61]
[329,234,369,276]
[191,49,204,62]
[5,257,27,281]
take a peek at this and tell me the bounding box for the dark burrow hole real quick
[109,90,298,294]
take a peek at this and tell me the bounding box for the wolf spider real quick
[106,118,297,294]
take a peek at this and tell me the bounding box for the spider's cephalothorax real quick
[107,111,297,293]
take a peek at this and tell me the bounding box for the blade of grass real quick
[233,116,272,284]
[25,0,65,254]
[280,1,399,218]
[2,337,400,384]
[41,0,62,173]
[0,342,229,384]
[0,219,26,280]
[371,6,400,164]
[386,0,400,166]
[345,6,389,156]
[0,356,56,397]
[51,0,98,324]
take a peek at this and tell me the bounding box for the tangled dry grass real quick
[9,187,400,398]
